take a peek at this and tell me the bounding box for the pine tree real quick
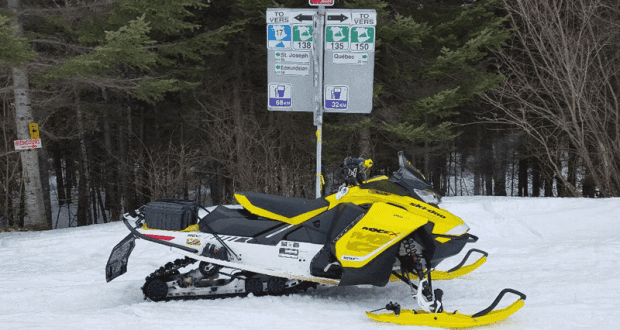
[0,14,36,64]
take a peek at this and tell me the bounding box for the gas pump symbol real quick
[332,87,342,99]
[276,85,286,98]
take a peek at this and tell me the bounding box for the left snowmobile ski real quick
[106,151,525,328]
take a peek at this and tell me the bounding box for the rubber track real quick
[142,257,316,301]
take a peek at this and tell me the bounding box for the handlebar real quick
[343,157,365,167]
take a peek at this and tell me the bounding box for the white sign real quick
[266,10,291,24]
[290,10,315,24]
[14,139,42,150]
[332,52,368,65]
[324,85,349,110]
[274,51,311,63]
[266,9,316,25]
[350,11,377,25]
[326,10,351,25]
[275,63,310,76]
[268,83,293,108]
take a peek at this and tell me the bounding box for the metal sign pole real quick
[314,5,325,199]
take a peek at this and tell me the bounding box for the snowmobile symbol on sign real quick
[106,152,526,328]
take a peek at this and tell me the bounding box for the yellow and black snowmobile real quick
[106,152,525,328]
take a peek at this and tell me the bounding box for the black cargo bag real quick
[144,199,198,231]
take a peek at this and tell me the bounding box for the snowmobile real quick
[106,151,526,328]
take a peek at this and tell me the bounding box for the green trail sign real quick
[293,25,313,50]
[325,26,349,50]
[350,26,375,52]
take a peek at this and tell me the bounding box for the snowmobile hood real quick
[234,192,329,225]
[325,186,468,240]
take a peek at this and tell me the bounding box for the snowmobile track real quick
[141,257,317,302]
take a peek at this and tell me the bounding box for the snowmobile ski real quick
[389,248,488,282]
[367,288,526,328]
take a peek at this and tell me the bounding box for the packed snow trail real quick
[1,197,619,330]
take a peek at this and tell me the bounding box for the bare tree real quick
[486,0,620,196]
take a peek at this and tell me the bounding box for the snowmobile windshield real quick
[392,152,442,206]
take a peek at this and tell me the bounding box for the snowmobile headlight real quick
[413,188,442,206]
[445,224,470,236]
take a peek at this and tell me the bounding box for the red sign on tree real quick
[309,0,334,5]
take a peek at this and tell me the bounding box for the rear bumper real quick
[105,215,199,283]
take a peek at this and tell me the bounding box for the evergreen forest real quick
[2,0,619,229]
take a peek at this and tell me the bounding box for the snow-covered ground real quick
[1,196,619,329]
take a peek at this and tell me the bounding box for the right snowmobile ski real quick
[367,288,526,328]
[106,151,526,328]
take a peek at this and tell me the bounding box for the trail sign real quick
[325,25,349,50]
[14,139,42,150]
[350,26,375,52]
[268,83,293,108]
[324,85,348,110]
[29,122,39,139]
[267,8,376,114]
[267,24,292,50]
[326,10,351,24]
[266,8,318,112]
[323,9,376,114]
[266,4,376,198]
[293,25,313,50]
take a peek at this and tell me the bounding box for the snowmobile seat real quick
[234,192,330,225]
[199,206,282,237]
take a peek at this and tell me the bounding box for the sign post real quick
[313,5,326,199]
[266,2,376,198]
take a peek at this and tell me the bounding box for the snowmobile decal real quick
[278,248,299,259]
[409,202,446,218]
[335,203,426,269]
[143,234,175,241]
[186,238,201,246]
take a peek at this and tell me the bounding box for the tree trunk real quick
[492,135,507,196]
[358,116,371,158]
[9,0,49,229]
[102,88,120,221]
[518,157,528,196]
[75,93,91,226]
[473,130,482,195]
[531,157,541,197]
[52,143,66,205]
